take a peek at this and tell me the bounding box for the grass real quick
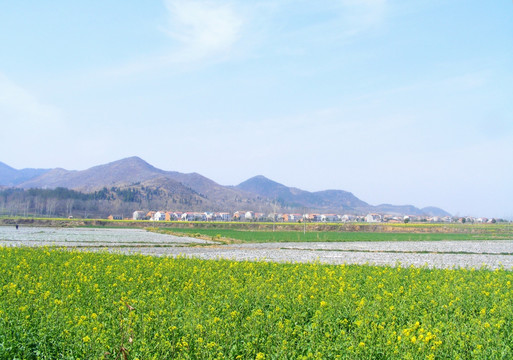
[155,227,513,243]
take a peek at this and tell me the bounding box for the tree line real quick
[0,186,205,219]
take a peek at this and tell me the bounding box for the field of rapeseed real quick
[1,247,512,359]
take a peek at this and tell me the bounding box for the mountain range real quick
[0,157,449,216]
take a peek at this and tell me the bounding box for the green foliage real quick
[159,228,513,243]
[1,247,512,359]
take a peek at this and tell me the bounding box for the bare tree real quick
[46,198,58,217]
[65,199,74,218]
[34,196,45,217]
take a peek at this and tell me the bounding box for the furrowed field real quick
[1,247,513,359]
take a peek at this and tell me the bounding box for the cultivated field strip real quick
[2,227,513,269]
[0,226,214,247]
[108,244,513,270]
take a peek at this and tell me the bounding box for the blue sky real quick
[1,1,512,218]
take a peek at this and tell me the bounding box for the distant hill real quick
[0,161,49,186]
[373,204,427,216]
[236,175,313,206]
[235,175,369,212]
[17,157,165,191]
[421,206,451,217]
[9,157,259,213]
[0,157,450,216]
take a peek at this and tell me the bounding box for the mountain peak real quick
[16,157,165,191]
[237,175,303,201]
[237,175,289,194]
[252,175,271,181]
[92,156,163,175]
[238,175,282,186]
[108,156,153,168]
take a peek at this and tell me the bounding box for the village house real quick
[132,211,146,220]
[196,213,207,221]
[267,212,279,222]
[304,214,317,222]
[214,212,231,221]
[130,208,470,224]
[292,214,303,222]
[321,214,339,222]
[405,215,422,222]
[181,212,194,221]
[153,211,166,221]
[282,213,303,222]
[254,212,267,221]
[365,213,382,223]
[245,211,255,221]
[340,214,354,222]
[180,212,206,221]
[165,212,181,221]
[383,215,402,223]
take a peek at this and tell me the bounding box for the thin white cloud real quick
[163,0,244,60]
[103,0,245,77]
[103,0,387,78]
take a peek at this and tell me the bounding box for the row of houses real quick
[129,210,492,223]
[132,211,232,222]
[363,214,497,224]
[132,211,352,222]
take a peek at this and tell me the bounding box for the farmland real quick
[2,226,513,269]
[2,217,513,236]
[154,227,513,243]
[1,223,513,358]
[1,246,513,359]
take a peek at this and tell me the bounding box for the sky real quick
[0,1,512,219]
